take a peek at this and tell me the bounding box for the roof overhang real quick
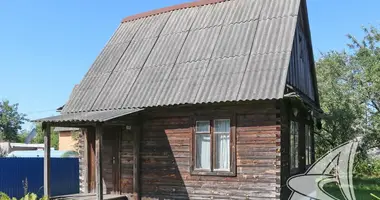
[33,108,143,123]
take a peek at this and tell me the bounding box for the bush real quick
[354,159,380,177]
[0,192,46,200]
[61,151,79,158]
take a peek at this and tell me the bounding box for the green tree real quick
[316,52,365,157]
[16,130,29,143]
[347,25,380,151]
[315,25,380,158]
[31,123,59,150]
[0,100,27,142]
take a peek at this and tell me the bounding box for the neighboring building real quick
[54,127,80,151]
[0,142,44,155]
[36,0,322,199]
[7,148,67,158]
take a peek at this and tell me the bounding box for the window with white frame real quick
[194,119,233,174]
[290,121,299,171]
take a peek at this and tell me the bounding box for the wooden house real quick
[36,0,322,199]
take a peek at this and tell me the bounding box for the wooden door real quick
[103,127,121,194]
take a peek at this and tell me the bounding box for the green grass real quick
[323,177,380,200]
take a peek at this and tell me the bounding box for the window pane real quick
[290,121,299,169]
[215,133,230,170]
[196,121,210,133]
[290,129,294,168]
[214,119,230,132]
[196,134,211,169]
[305,125,312,165]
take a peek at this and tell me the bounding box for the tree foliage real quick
[31,123,59,150]
[0,100,27,142]
[316,25,380,159]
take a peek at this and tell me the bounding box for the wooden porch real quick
[37,109,142,200]
[52,193,128,200]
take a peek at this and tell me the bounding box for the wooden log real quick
[96,124,104,200]
[43,123,51,198]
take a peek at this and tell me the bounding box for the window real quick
[193,118,235,176]
[290,121,299,171]
[305,125,312,165]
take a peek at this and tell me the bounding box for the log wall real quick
[138,101,281,199]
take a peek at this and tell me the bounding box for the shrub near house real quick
[0,193,47,200]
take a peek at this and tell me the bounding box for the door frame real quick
[86,126,121,194]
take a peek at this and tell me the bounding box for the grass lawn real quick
[323,177,380,200]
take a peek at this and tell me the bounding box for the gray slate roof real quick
[36,109,142,123]
[63,0,300,114]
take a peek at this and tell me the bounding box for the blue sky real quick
[0,0,379,130]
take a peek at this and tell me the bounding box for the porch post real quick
[83,128,89,193]
[133,126,141,200]
[95,124,104,200]
[43,123,51,198]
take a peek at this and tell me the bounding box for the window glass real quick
[196,134,211,169]
[215,133,230,170]
[290,121,299,170]
[305,125,312,165]
[196,121,210,133]
[214,119,230,133]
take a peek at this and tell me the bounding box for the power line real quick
[24,109,57,115]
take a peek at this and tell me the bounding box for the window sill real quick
[191,170,236,177]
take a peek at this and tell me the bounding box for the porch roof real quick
[34,108,142,123]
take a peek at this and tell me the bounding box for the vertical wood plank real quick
[311,120,316,164]
[96,124,104,200]
[133,124,141,200]
[298,111,306,173]
[43,123,51,198]
[280,100,291,199]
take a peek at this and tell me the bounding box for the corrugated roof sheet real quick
[62,0,301,114]
[53,127,80,132]
[35,109,142,123]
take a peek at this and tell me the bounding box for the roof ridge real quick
[121,0,228,23]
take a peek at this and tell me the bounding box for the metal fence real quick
[0,158,79,198]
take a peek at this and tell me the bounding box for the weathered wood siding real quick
[286,13,316,102]
[120,129,134,194]
[137,101,281,199]
[102,133,114,194]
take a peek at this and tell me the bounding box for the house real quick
[54,127,80,151]
[0,142,44,155]
[35,0,322,199]
[6,148,68,158]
